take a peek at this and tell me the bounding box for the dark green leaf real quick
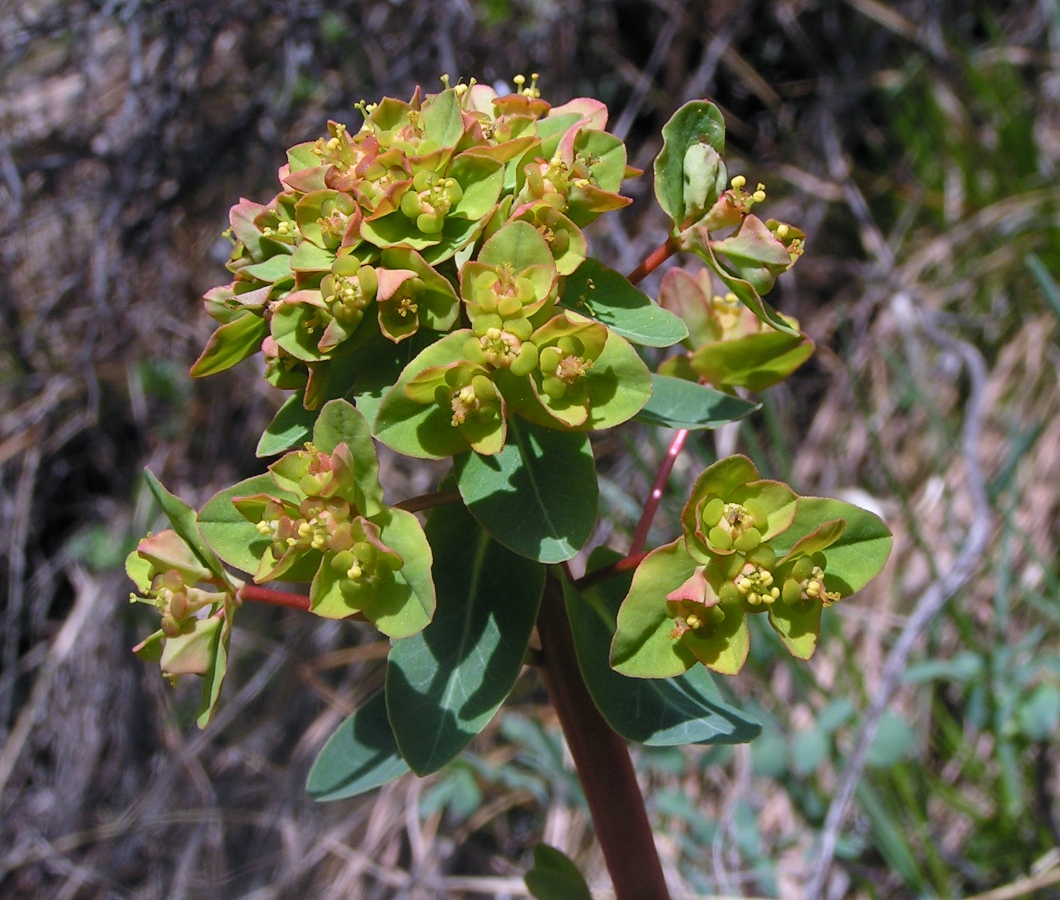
[562,258,688,348]
[634,374,758,430]
[524,844,592,900]
[386,503,544,775]
[564,550,760,745]
[454,417,597,563]
[307,689,410,801]
[143,470,227,581]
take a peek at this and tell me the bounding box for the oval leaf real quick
[634,373,758,430]
[654,101,726,229]
[524,844,593,900]
[455,417,598,563]
[307,689,410,801]
[562,258,688,348]
[386,503,544,775]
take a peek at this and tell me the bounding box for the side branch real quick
[237,585,312,611]
[627,235,681,285]
[629,428,689,556]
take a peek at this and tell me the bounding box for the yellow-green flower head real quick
[680,455,797,561]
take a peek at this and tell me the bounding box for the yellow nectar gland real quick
[734,562,780,607]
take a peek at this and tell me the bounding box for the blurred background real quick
[1,0,1058,897]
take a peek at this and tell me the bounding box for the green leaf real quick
[241,253,293,283]
[373,331,478,460]
[495,328,653,433]
[767,497,892,595]
[479,219,555,271]
[654,101,726,229]
[524,844,592,900]
[312,399,384,517]
[686,230,799,336]
[454,417,597,563]
[197,598,235,728]
[564,550,760,745]
[386,503,544,775]
[143,470,227,582]
[561,258,688,348]
[311,508,436,637]
[257,395,318,457]
[190,313,268,377]
[579,328,653,429]
[610,539,700,678]
[198,474,297,576]
[767,590,822,659]
[369,508,437,636]
[634,374,758,430]
[690,330,814,392]
[307,689,410,801]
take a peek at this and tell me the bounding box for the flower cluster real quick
[193,77,645,456]
[230,430,434,633]
[655,266,814,392]
[612,456,857,676]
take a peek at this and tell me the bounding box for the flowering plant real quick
[127,77,891,898]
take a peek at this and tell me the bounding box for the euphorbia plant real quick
[127,76,891,898]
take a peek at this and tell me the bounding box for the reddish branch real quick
[626,235,680,285]
[629,428,689,556]
[237,585,311,611]
[535,573,671,900]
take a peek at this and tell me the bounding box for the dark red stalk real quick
[237,585,312,611]
[535,572,670,900]
[626,235,680,285]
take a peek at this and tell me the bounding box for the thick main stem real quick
[535,572,670,900]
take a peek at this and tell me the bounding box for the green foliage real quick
[306,689,409,800]
[123,75,894,895]
[524,844,593,900]
[454,417,598,563]
[386,503,544,774]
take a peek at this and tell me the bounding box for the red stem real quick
[535,572,670,900]
[237,585,312,611]
[573,551,648,592]
[626,235,680,286]
[629,428,689,556]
